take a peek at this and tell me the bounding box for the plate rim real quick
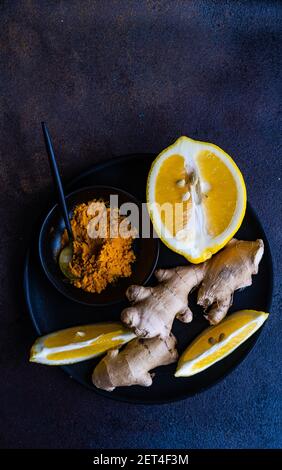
[23,153,274,405]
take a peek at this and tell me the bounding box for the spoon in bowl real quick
[41,122,74,278]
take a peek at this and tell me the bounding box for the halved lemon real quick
[30,323,136,365]
[175,310,268,377]
[147,136,247,263]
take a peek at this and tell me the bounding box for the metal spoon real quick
[41,122,74,278]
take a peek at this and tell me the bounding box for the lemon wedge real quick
[30,323,136,365]
[175,310,268,377]
[147,136,247,263]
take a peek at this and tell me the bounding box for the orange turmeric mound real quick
[61,201,136,293]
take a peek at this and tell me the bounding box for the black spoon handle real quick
[41,122,73,241]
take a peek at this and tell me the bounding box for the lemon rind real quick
[175,310,268,377]
[29,324,136,365]
[147,136,247,263]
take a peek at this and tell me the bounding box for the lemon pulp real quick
[147,136,247,263]
[197,150,238,237]
[155,154,191,235]
[176,310,268,377]
[30,323,136,365]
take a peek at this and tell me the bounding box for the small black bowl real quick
[39,185,159,306]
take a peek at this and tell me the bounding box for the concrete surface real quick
[0,0,281,449]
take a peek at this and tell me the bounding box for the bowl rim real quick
[38,184,160,306]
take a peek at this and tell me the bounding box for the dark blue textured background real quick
[0,0,281,449]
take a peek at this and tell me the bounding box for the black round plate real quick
[24,154,273,404]
[38,185,159,306]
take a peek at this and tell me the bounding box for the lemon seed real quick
[176,179,186,188]
[182,191,191,202]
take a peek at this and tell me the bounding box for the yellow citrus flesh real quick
[175,310,268,377]
[155,154,192,235]
[197,150,238,237]
[147,136,247,263]
[30,323,136,365]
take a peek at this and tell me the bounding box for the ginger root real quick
[121,264,206,338]
[92,334,178,391]
[92,239,264,390]
[121,239,264,337]
[198,239,264,324]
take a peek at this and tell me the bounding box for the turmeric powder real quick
[61,200,136,293]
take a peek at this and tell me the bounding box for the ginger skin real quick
[121,264,206,339]
[121,239,264,337]
[198,239,264,324]
[92,239,264,391]
[92,334,178,391]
